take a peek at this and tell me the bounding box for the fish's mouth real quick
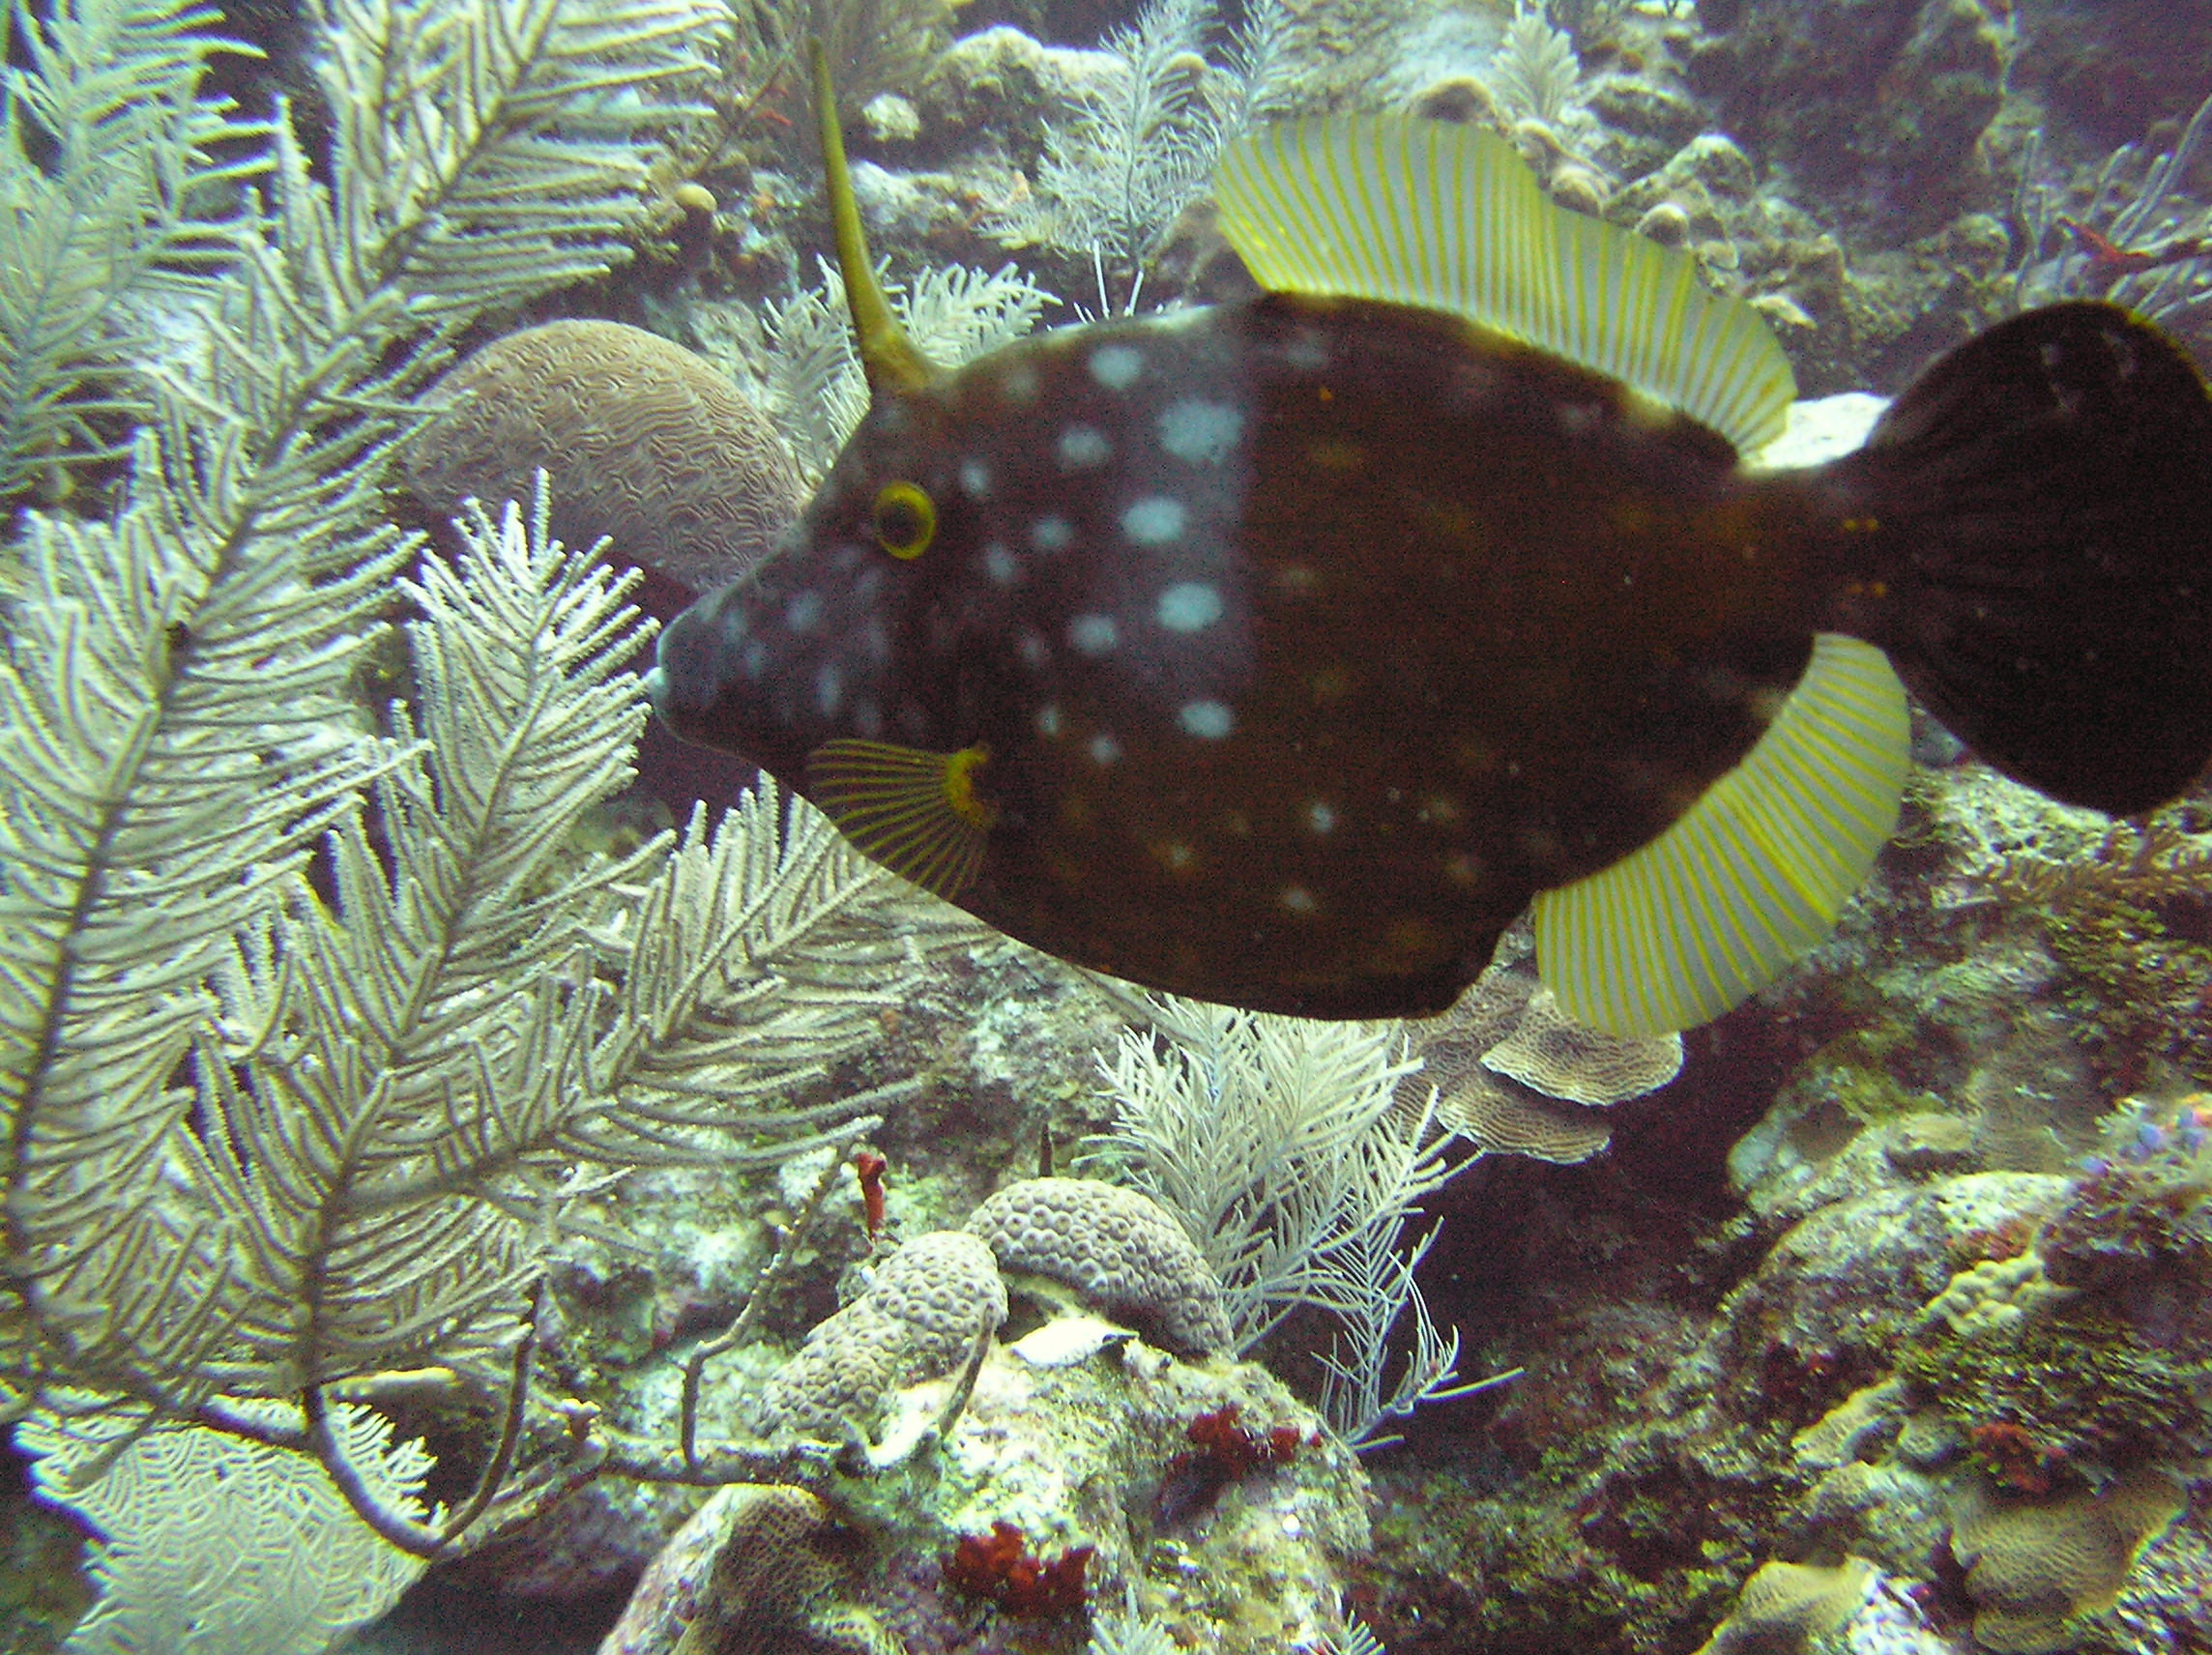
[646,593,802,779]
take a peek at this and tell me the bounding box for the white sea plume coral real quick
[1087,996,1495,1445]
[0,0,267,501]
[1489,0,1586,131]
[7,471,930,1619]
[997,0,1289,311]
[3,0,734,1431]
[756,254,1055,480]
[182,479,921,1419]
[2,0,955,1595]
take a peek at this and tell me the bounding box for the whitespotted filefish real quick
[648,45,2212,1032]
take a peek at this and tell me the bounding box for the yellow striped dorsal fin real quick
[1531,635,1910,1035]
[1213,114,1796,454]
[807,739,998,898]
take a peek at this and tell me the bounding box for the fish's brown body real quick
[659,293,1863,1017]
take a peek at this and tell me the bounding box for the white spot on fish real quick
[1001,363,1039,405]
[1032,516,1074,553]
[1057,424,1112,470]
[815,661,842,716]
[1121,496,1188,546]
[1157,399,1244,465]
[1281,885,1317,914]
[742,640,768,680]
[1090,343,1145,391]
[1069,613,1120,655]
[1283,331,1329,372]
[859,620,890,662]
[1019,631,1050,668]
[1036,703,1064,738]
[855,698,884,738]
[831,542,864,574]
[960,458,992,499]
[854,566,884,603]
[1156,581,1224,633]
[1179,700,1235,740]
[1090,732,1121,765]
[983,542,1020,585]
[720,606,748,644]
[1306,800,1336,834]
[1158,840,1196,871]
[784,591,824,633]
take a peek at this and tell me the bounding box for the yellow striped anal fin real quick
[1531,635,1910,1036]
[1212,114,1796,455]
[807,739,997,899]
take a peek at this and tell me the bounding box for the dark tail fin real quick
[1827,301,2212,815]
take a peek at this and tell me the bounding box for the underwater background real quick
[1,0,2210,1653]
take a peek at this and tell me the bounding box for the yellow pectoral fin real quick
[1532,634,1910,1036]
[807,739,997,899]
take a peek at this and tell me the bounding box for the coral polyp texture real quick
[748,1231,1007,1439]
[408,320,805,595]
[607,1484,903,1655]
[963,1176,1234,1356]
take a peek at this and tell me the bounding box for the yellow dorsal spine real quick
[810,40,939,397]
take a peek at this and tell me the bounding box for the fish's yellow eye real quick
[873,481,936,560]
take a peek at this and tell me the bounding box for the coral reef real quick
[14,0,2212,1649]
[600,1329,1370,1655]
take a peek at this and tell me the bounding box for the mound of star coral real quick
[747,1232,1007,1440]
[965,1177,1235,1357]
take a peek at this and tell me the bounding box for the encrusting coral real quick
[1399,928,1680,1163]
[1481,985,1684,1106]
[649,1485,903,1655]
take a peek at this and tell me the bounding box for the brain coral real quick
[749,1232,1006,1439]
[407,320,804,595]
[964,1176,1233,1356]
[1949,1468,2185,1653]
